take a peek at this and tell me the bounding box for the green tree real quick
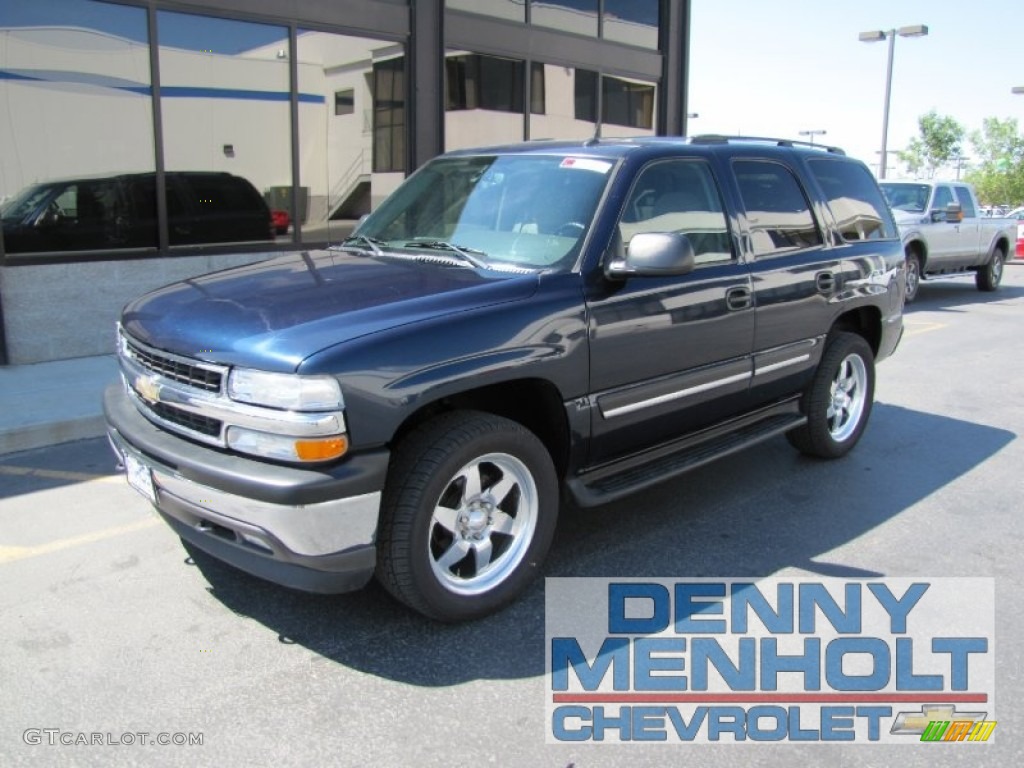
[898,111,965,178]
[963,117,1024,206]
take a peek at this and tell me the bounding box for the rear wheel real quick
[376,411,558,621]
[787,332,875,459]
[975,247,1004,292]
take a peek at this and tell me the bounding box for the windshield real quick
[352,153,614,270]
[880,183,931,213]
[1,183,53,221]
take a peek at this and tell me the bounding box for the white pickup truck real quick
[879,180,1015,302]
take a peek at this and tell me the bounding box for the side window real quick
[734,160,822,257]
[932,186,954,211]
[953,187,976,218]
[619,159,733,264]
[807,159,897,241]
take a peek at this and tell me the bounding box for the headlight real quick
[226,427,349,463]
[227,368,343,411]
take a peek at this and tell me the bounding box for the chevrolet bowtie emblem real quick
[134,374,162,404]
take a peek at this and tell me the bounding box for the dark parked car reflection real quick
[1,171,273,253]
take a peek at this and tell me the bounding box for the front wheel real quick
[375,411,558,621]
[787,332,875,459]
[975,247,1004,292]
[904,251,921,303]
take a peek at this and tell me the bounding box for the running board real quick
[568,400,806,508]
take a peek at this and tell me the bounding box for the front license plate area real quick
[123,451,156,504]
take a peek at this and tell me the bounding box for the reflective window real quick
[0,0,155,255]
[531,63,597,141]
[445,51,525,151]
[447,0,526,23]
[357,153,612,270]
[446,53,524,112]
[879,183,931,213]
[808,159,897,242]
[932,186,954,211]
[373,56,406,174]
[335,89,355,116]
[734,160,822,257]
[602,75,655,131]
[532,0,598,38]
[620,160,733,264]
[297,31,404,246]
[954,186,976,218]
[603,0,659,48]
[573,71,655,135]
[157,11,289,247]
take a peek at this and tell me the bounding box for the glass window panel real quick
[601,74,656,133]
[447,0,526,23]
[530,64,597,141]
[620,160,733,264]
[157,11,289,247]
[603,0,659,48]
[734,160,823,258]
[531,0,597,38]
[445,51,525,152]
[0,0,155,255]
[297,31,404,245]
[807,159,897,242]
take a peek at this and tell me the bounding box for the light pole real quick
[798,129,827,147]
[859,24,929,178]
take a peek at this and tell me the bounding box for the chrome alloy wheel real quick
[828,353,868,443]
[427,452,538,596]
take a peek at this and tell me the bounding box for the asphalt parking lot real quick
[2,267,1023,767]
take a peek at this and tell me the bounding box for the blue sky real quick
[689,0,1023,176]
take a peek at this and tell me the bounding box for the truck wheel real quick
[904,251,921,303]
[376,411,558,621]
[786,332,875,459]
[975,247,1004,292]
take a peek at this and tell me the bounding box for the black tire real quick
[975,247,1004,292]
[786,332,875,459]
[375,411,558,621]
[904,250,921,303]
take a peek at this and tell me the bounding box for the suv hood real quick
[121,249,539,371]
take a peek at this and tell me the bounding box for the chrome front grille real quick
[125,338,223,393]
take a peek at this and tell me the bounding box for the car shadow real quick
[906,277,1024,312]
[184,402,1013,687]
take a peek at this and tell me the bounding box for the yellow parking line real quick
[903,321,946,338]
[0,464,121,483]
[0,517,160,564]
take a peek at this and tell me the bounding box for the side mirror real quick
[605,232,695,279]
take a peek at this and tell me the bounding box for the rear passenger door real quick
[585,158,755,465]
[731,158,837,405]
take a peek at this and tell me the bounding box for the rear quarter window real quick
[807,159,897,242]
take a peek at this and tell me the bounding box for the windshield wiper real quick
[403,240,489,269]
[339,234,386,255]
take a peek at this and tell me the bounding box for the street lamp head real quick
[897,24,928,38]
[858,30,887,43]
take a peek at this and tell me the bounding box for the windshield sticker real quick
[560,157,612,174]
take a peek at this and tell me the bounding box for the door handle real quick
[815,271,836,294]
[725,286,752,311]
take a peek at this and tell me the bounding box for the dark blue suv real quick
[105,136,905,621]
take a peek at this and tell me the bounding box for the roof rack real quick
[689,134,845,155]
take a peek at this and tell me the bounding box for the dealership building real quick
[0,0,693,365]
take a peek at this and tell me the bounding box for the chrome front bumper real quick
[105,383,387,593]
